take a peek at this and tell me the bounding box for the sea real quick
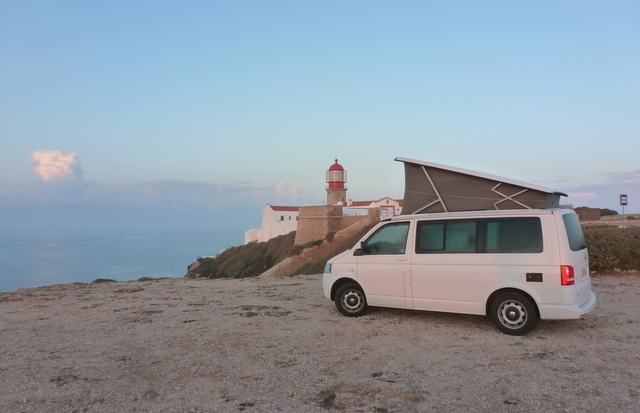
[0,226,244,293]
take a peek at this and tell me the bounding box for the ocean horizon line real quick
[0,226,244,293]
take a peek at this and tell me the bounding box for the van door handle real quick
[396,258,407,262]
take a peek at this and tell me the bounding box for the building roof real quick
[268,205,300,212]
[347,201,374,207]
[328,159,344,171]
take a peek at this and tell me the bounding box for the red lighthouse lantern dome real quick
[326,159,346,189]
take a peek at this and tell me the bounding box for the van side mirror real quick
[353,241,367,256]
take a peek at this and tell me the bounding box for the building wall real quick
[340,210,379,229]
[342,197,402,218]
[294,206,342,246]
[577,208,601,221]
[327,188,347,205]
[259,206,298,242]
[244,228,261,244]
[245,205,299,244]
[294,205,379,246]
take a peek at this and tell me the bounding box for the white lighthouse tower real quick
[326,159,347,205]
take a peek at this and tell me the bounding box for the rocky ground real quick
[1,273,639,413]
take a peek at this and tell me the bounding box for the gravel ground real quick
[1,273,639,413]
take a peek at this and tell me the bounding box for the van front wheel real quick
[335,283,368,317]
[490,292,538,336]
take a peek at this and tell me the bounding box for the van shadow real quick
[362,306,596,337]
[365,306,494,332]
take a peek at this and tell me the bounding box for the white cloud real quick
[30,150,84,182]
[274,182,301,199]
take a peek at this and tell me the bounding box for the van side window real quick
[484,218,542,253]
[416,217,542,253]
[418,220,476,252]
[364,222,410,254]
[562,213,587,251]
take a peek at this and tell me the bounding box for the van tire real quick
[490,292,538,336]
[335,283,368,317]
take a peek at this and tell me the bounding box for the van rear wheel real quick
[490,292,538,336]
[335,283,368,317]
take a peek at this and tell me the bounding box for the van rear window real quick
[562,213,587,251]
[417,217,543,253]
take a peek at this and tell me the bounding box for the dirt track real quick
[1,273,639,412]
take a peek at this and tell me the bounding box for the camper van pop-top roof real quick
[395,157,567,215]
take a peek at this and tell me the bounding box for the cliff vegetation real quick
[186,221,378,279]
[186,231,297,279]
[186,221,640,279]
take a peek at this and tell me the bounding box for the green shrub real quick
[600,208,620,217]
[583,225,640,273]
[575,206,619,217]
[191,231,296,279]
[91,278,116,284]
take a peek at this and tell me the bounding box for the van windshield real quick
[562,213,587,251]
[364,222,410,254]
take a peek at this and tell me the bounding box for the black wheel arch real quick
[331,278,362,301]
[486,288,540,318]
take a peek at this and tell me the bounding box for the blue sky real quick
[1,1,639,231]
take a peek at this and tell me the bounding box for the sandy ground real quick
[1,273,639,413]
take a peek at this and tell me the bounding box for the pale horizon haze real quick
[2,1,639,233]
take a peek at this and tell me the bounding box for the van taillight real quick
[561,266,575,285]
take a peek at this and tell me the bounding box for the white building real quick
[342,197,403,219]
[244,205,300,244]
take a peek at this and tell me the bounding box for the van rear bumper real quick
[538,292,597,320]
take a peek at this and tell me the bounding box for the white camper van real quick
[323,208,596,335]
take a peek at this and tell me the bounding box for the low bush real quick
[575,207,619,217]
[193,231,296,279]
[584,225,640,273]
[91,278,116,284]
[137,277,162,282]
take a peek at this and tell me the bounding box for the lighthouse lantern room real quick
[326,159,347,205]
